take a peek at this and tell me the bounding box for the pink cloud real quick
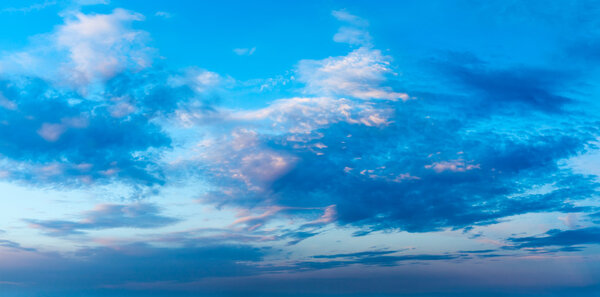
[425,159,480,173]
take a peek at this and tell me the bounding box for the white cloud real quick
[233,47,256,56]
[301,205,337,227]
[109,101,136,118]
[332,10,369,27]
[0,92,17,110]
[55,8,150,86]
[193,129,297,191]
[331,10,371,47]
[231,97,393,134]
[0,9,152,89]
[558,213,580,229]
[195,71,221,89]
[37,116,89,142]
[37,123,67,142]
[333,27,372,46]
[74,0,110,5]
[155,11,173,18]
[168,68,224,94]
[1,1,57,13]
[297,47,409,101]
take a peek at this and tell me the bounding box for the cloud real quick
[0,9,152,88]
[1,1,57,13]
[332,10,369,27]
[0,5,598,297]
[333,27,372,46]
[189,129,298,194]
[297,47,409,100]
[457,249,496,254]
[433,53,574,112]
[233,47,256,56]
[104,69,198,116]
[213,97,598,233]
[231,96,393,134]
[26,203,178,236]
[0,3,598,264]
[154,11,173,18]
[55,8,150,86]
[301,205,337,228]
[0,242,265,291]
[508,227,600,249]
[0,76,172,186]
[0,239,36,252]
[312,250,397,259]
[231,206,285,231]
[558,213,581,229]
[148,217,327,247]
[74,0,110,5]
[282,231,320,246]
[300,249,460,269]
[160,13,410,215]
[425,159,480,173]
[331,10,371,46]
[179,12,599,236]
[588,212,600,224]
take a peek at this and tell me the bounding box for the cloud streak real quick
[26,203,178,236]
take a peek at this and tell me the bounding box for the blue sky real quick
[1,1,600,296]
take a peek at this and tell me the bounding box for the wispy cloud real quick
[154,11,173,18]
[507,227,600,249]
[1,1,57,13]
[297,48,409,100]
[26,203,178,236]
[233,47,256,56]
[332,10,371,46]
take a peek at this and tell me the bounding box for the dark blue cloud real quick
[0,239,36,252]
[102,69,198,117]
[26,203,178,236]
[313,250,397,259]
[266,119,595,232]
[457,249,496,254]
[0,242,265,292]
[430,52,576,113]
[567,40,600,63]
[356,254,459,265]
[300,249,461,269]
[0,76,172,186]
[282,231,319,246]
[203,86,598,232]
[588,212,600,224]
[508,227,600,249]
[1,242,590,297]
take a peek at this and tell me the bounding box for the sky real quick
[0,0,600,296]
